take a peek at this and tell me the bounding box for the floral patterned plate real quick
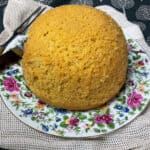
[0,34,150,138]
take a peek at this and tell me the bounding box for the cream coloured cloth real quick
[0,0,150,149]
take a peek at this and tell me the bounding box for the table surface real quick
[0,0,150,46]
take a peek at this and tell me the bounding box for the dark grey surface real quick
[0,5,4,32]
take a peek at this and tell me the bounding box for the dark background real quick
[0,0,149,46]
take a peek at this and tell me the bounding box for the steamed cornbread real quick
[22,5,128,110]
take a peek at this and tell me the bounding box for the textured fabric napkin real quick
[0,0,150,150]
[0,0,50,55]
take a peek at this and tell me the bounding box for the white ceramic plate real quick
[0,34,150,138]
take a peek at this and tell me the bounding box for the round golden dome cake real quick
[22,5,128,110]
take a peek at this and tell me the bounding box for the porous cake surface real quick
[22,5,128,110]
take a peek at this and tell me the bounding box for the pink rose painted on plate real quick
[69,117,79,126]
[127,91,143,108]
[138,60,144,66]
[3,77,20,92]
[94,114,113,124]
[127,44,132,51]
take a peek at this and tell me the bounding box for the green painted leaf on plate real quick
[31,117,36,121]
[63,115,69,120]
[79,115,87,120]
[93,128,100,133]
[125,116,128,120]
[101,129,107,133]
[98,123,104,128]
[60,122,68,128]
[107,123,115,129]
[133,55,141,60]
